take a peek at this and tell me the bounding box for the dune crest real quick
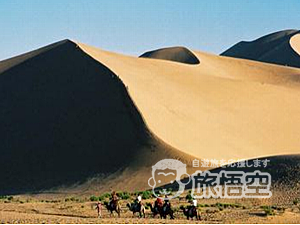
[0,40,197,194]
[139,46,200,64]
[221,29,300,68]
[78,41,300,163]
[1,37,300,194]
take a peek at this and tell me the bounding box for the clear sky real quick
[0,0,299,60]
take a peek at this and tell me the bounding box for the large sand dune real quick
[78,42,300,162]
[221,29,300,68]
[1,35,300,194]
[0,40,196,194]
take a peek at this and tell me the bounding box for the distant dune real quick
[1,31,300,194]
[139,46,200,64]
[221,29,300,68]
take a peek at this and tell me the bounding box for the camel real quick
[104,200,121,217]
[180,205,200,220]
[126,202,146,218]
[147,202,174,219]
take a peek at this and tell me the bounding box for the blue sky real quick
[0,0,299,60]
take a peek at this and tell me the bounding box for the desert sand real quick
[0,30,300,196]
[1,29,300,224]
[78,39,300,163]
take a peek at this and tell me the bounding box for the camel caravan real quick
[95,190,201,220]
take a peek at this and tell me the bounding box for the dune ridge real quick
[0,40,197,194]
[1,36,300,194]
[78,41,300,162]
[221,29,300,68]
[139,46,200,64]
[0,40,71,74]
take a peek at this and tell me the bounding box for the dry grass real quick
[1,190,300,224]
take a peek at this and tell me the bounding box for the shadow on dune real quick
[0,40,154,194]
[159,155,300,191]
[221,29,300,68]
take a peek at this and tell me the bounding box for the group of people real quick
[95,190,198,218]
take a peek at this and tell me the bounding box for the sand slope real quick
[79,42,300,162]
[1,38,300,194]
[0,40,196,194]
[0,40,70,74]
[221,29,300,68]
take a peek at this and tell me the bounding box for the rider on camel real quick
[190,197,197,213]
[135,193,142,209]
[110,190,119,208]
[155,197,163,208]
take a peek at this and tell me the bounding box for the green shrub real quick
[185,193,193,201]
[122,192,131,200]
[103,192,111,198]
[261,205,275,216]
[116,191,130,200]
[7,196,13,201]
[271,205,285,212]
[98,192,112,201]
[98,196,105,201]
[167,188,173,193]
[134,190,142,196]
[293,199,299,205]
[99,192,111,200]
[141,191,153,200]
[234,204,242,208]
[90,195,99,202]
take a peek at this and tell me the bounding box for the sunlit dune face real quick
[154,169,177,185]
[290,34,300,55]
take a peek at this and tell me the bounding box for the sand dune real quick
[0,40,70,74]
[221,29,300,68]
[1,36,300,194]
[0,40,196,194]
[78,42,300,162]
[139,46,200,64]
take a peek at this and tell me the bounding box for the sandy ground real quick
[0,195,300,224]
